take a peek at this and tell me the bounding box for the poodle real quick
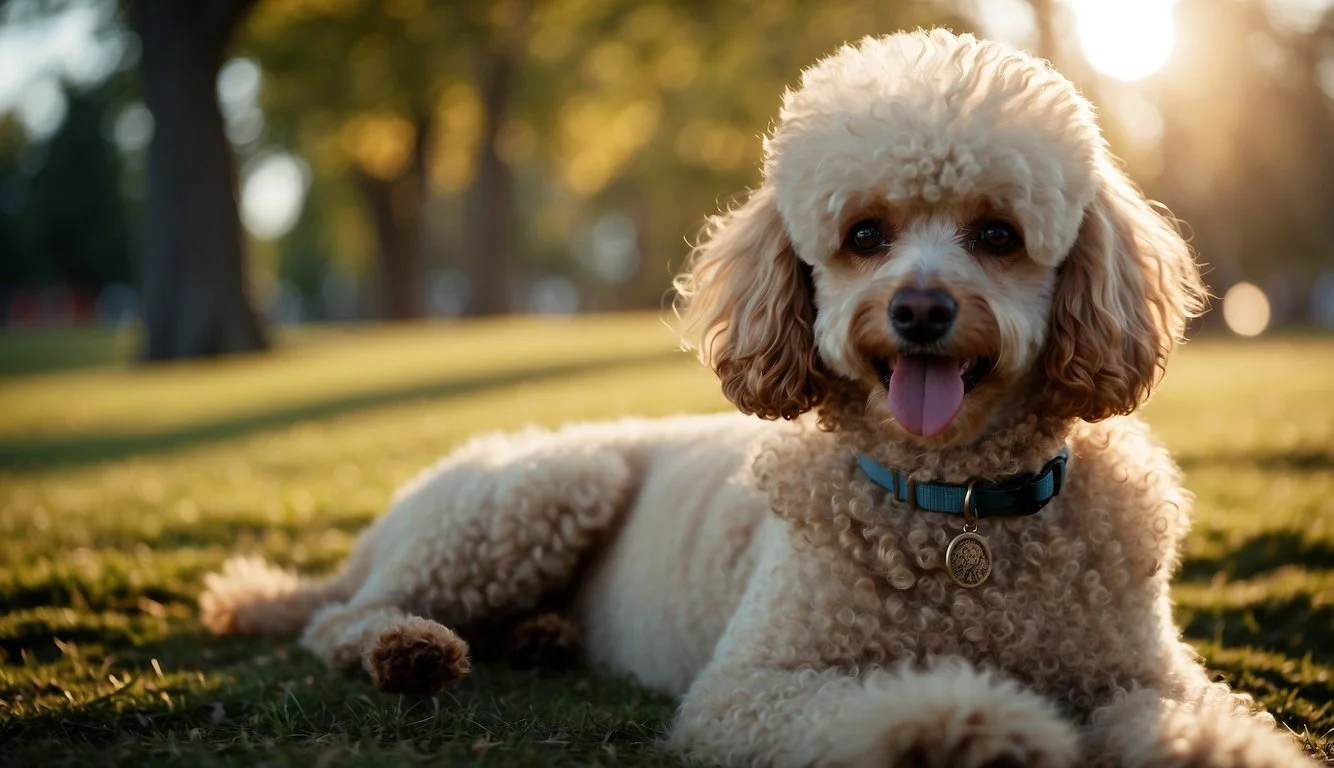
[200,30,1316,767]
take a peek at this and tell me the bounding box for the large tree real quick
[134,0,266,360]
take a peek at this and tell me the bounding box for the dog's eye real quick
[845,220,887,254]
[973,220,1022,254]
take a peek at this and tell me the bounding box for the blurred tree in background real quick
[1156,0,1334,297]
[244,0,535,318]
[2,0,1334,358]
[134,0,267,359]
[0,84,130,293]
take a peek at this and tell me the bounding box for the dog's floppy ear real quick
[1041,160,1207,421]
[674,185,826,420]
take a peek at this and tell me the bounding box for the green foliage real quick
[234,0,975,309]
[0,321,1331,765]
[6,0,1334,326]
[0,85,133,291]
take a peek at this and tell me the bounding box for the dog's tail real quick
[199,554,364,637]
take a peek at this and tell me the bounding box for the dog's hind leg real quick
[231,425,636,692]
[200,549,370,637]
[347,426,636,625]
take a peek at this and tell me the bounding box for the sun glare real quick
[1067,0,1177,82]
[241,153,310,242]
[1222,282,1271,337]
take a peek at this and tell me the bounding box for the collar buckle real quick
[1017,451,1068,516]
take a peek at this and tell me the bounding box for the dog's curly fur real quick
[200,31,1316,767]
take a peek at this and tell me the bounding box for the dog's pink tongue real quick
[888,356,965,437]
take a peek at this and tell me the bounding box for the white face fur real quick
[764,31,1106,443]
[678,30,1198,442]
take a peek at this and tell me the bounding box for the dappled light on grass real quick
[0,314,690,461]
[0,323,1330,764]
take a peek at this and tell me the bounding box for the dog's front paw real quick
[829,663,1078,768]
[879,707,1075,768]
[884,708,1072,768]
[365,617,470,696]
[1087,688,1319,768]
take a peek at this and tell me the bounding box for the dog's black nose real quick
[889,288,957,345]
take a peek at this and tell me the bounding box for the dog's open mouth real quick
[873,356,996,437]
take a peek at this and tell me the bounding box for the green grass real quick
[0,317,1331,765]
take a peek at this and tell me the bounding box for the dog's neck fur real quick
[815,378,1072,485]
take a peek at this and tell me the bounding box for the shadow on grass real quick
[0,579,187,619]
[0,350,683,472]
[1,622,681,767]
[1180,592,1334,667]
[1177,447,1334,473]
[1179,530,1334,583]
[1195,647,1334,732]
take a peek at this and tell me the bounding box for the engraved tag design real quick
[945,531,992,588]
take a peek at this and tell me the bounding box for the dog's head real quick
[676,30,1206,445]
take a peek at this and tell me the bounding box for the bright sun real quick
[1067,0,1178,82]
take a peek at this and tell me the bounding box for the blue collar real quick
[856,447,1070,519]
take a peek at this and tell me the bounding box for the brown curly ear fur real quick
[1042,160,1207,421]
[674,185,827,420]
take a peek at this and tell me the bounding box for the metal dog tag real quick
[945,531,992,588]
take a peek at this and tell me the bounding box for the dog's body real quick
[202,31,1316,766]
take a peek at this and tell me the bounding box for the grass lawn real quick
[0,315,1331,766]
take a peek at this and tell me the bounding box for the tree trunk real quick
[354,112,431,320]
[135,0,266,361]
[464,2,529,316]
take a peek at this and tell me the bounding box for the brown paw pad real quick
[368,618,470,696]
[505,612,584,670]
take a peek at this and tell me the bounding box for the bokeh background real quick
[2,0,1334,352]
[1,2,1332,766]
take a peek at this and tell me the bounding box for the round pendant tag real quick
[945,532,992,588]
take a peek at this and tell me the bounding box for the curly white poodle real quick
[201,30,1314,767]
